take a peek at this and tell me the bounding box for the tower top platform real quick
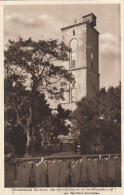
[61,13,99,34]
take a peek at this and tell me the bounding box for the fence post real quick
[46,161,49,187]
[61,142,63,152]
[14,161,18,187]
[67,161,72,186]
[75,142,77,154]
[29,163,35,187]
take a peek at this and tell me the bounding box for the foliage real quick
[71,83,121,135]
[97,84,121,123]
[5,87,51,155]
[71,83,121,154]
[4,37,74,156]
[40,104,71,145]
[80,119,121,154]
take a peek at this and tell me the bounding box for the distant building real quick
[61,13,100,111]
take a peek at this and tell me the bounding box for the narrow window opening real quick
[73,30,75,36]
[72,60,75,68]
[71,87,76,102]
[71,95,75,102]
[91,61,93,69]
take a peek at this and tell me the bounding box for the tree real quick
[71,84,121,155]
[50,104,71,141]
[80,119,121,155]
[71,83,121,135]
[107,83,121,123]
[39,104,71,146]
[4,37,74,156]
[5,87,52,155]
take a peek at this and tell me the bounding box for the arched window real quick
[70,39,77,51]
[69,39,77,69]
[69,82,77,102]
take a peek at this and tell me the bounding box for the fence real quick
[41,142,80,155]
[5,154,121,187]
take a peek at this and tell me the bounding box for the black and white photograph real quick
[3,1,121,190]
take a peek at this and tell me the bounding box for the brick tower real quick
[61,13,100,111]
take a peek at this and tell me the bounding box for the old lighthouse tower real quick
[61,13,100,110]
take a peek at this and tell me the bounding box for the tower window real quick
[91,62,93,69]
[69,39,77,69]
[72,60,75,68]
[91,52,94,59]
[73,30,75,36]
[70,87,76,102]
[71,95,75,102]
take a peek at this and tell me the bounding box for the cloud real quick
[5,13,42,27]
[99,33,121,89]
[100,33,119,44]
[38,14,49,20]
[4,12,62,44]
[100,33,120,59]
[5,13,24,23]
[4,12,59,30]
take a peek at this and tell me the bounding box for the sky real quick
[4,4,121,89]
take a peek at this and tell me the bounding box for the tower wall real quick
[86,24,99,73]
[61,14,100,111]
[61,23,87,69]
[86,24,100,98]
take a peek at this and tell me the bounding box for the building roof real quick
[82,13,97,18]
[61,21,86,31]
[61,21,99,35]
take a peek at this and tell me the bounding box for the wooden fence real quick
[5,154,121,187]
[41,142,80,154]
